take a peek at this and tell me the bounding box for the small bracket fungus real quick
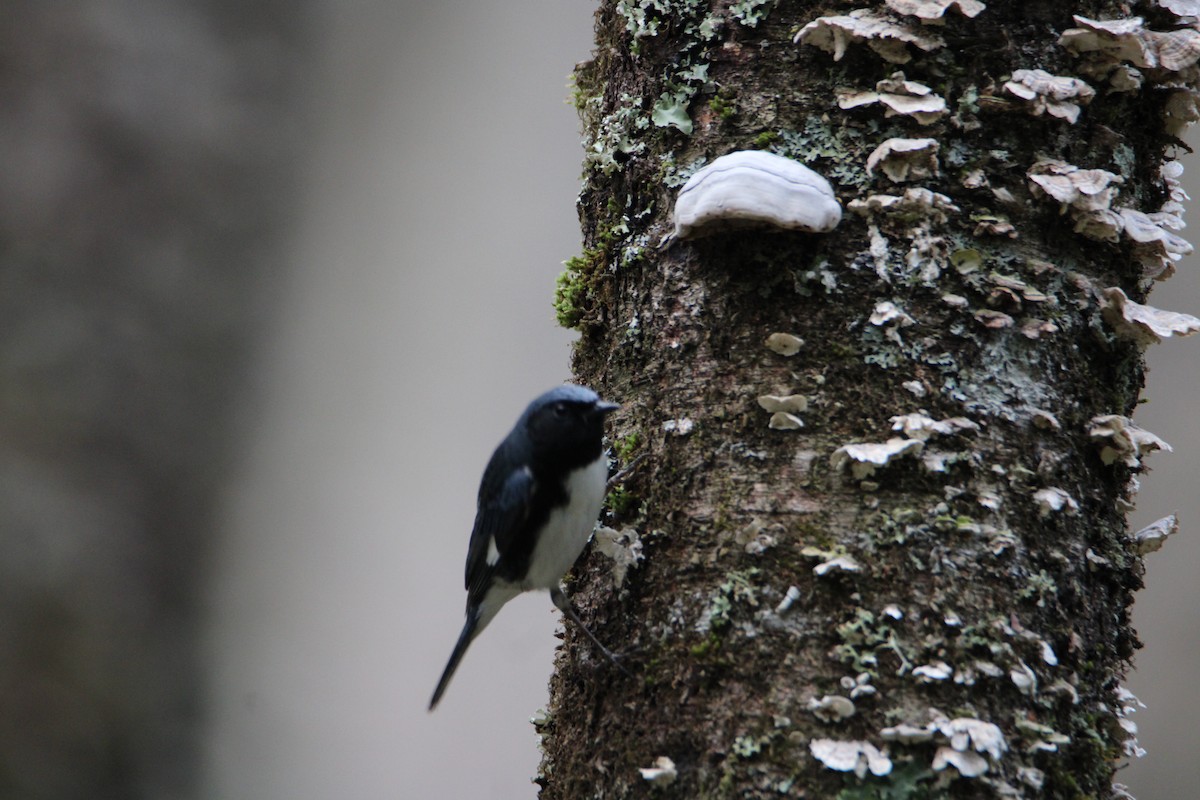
[768,412,804,430]
[671,151,841,240]
[891,412,979,440]
[831,438,924,479]
[936,717,1008,761]
[866,138,940,182]
[593,526,644,588]
[639,756,678,786]
[775,585,802,614]
[1002,68,1096,123]
[1101,287,1200,345]
[807,695,857,722]
[813,554,863,576]
[838,72,947,124]
[795,9,944,64]
[1059,15,1200,73]
[886,0,985,19]
[765,332,804,356]
[758,394,808,414]
[1088,414,1172,467]
[933,747,989,778]
[1032,487,1080,517]
[913,661,954,682]
[1131,513,1179,555]
[759,395,806,433]
[1027,158,1123,215]
[809,739,893,778]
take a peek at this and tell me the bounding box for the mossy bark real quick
[540,2,1189,798]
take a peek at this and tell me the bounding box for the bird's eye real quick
[553,402,568,416]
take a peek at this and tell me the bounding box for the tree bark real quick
[539,2,1194,798]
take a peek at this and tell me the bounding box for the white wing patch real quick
[486,536,500,566]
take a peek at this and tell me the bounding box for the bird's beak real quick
[594,400,621,417]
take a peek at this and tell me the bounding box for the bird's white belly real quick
[521,455,608,590]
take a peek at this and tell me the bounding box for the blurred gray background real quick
[3,2,1195,798]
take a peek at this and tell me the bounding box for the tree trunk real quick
[539,2,1195,798]
[0,4,311,797]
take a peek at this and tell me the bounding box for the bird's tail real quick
[428,609,480,711]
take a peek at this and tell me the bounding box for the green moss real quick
[708,90,735,120]
[753,130,779,148]
[605,486,640,516]
[614,431,643,460]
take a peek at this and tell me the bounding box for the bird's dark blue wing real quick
[464,453,536,603]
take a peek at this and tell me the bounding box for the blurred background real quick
[1,2,1195,798]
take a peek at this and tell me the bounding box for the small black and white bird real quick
[428,384,621,711]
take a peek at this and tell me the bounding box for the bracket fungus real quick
[1002,68,1096,123]
[831,438,924,479]
[866,137,940,182]
[795,9,944,64]
[765,332,805,356]
[809,739,893,778]
[1088,415,1172,467]
[838,72,947,124]
[1131,513,1179,555]
[1101,287,1200,345]
[807,695,857,722]
[886,0,986,19]
[671,151,841,240]
[638,756,678,786]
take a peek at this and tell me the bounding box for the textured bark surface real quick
[539,2,1193,798]
[0,4,311,797]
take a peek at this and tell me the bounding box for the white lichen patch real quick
[662,418,695,436]
[848,189,958,282]
[809,739,893,778]
[1003,68,1095,123]
[831,438,925,479]
[849,188,958,218]
[838,72,947,124]
[594,526,645,588]
[795,9,944,64]
[891,412,979,440]
[885,0,985,20]
[807,694,857,722]
[814,554,864,577]
[1101,287,1200,345]
[758,394,808,414]
[869,301,916,327]
[639,756,678,785]
[766,332,804,356]
[1032,487,1080,517]
[1131,513,1179,555]
[866,137,940,182]
[672,151,842,240]
[1088,415,1172,467]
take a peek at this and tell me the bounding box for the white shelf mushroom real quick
[671,151,842,240]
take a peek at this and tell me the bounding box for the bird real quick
[428,384,622,711]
